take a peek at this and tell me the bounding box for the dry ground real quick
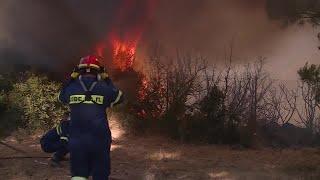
[1,119,320,180]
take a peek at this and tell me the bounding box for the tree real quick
[298,63,320,107]
[296,63,320,133]
[199,85,227,143]
[205,58,274,147]
[264,84,297,125]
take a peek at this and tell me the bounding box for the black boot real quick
[50,153,63,167]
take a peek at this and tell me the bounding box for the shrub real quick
[7,72,67,132]
[0,74,22,137]
[198,85,227,143]
[0,105,23,138]
[125,54,271,146]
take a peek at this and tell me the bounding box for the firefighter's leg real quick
[70,139,90,179]
[71,177,87,180]
[53,146,69,162]
[40,137,61,153]
[91,142,111,180]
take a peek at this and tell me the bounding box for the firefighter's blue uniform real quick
[40,120,70,161]
[59,75,122,180]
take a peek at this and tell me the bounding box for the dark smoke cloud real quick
[266,0,320,24]
[0,0,318,80]
[0,0,121,74]
[140,0,284,61]
[138,0,319,80]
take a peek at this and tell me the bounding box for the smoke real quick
[138,0,319,80]
[0,0,122,73]
[0,0,319,80]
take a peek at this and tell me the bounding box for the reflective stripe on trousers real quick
[71,176,87,180]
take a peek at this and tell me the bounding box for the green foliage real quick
[298,63,320,84]
[0,106,23,138]
[199,85,226,143]
[7,72,67,132]
[0,74,12,113]
[0,92,6,113]
[0,74,12,92]
[0,74,19,137]
[298,63,320,104]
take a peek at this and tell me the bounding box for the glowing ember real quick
[138,76,149,100]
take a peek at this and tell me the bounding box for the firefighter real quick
[58,55,123,180]
[40,112,70,166]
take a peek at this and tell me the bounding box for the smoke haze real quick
[140,0,319,80]
[0,0,319,80]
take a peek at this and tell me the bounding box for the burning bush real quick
[118,52,281,146]
[124,54,206,137]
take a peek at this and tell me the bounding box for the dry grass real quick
[1,119,320,180]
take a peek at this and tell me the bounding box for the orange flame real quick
[93,0,160,119]
[94,0,158,71]
[111,35,138,71]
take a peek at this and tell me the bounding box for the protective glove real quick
[70,67,80,79]
[100,72,109,80]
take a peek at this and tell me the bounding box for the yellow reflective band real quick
[56,125,62,135]
[83,101,94,104]
[70,95,85,104]
[56,126,59,135]
[70,95,104,105]
[60,136,69,141]
[59,126,62,135]
[111,90,123,107]
[91,95,104,105]
[71,177,87,180]
[57,92,62,103]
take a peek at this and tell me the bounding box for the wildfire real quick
[138,76,149,100]
[94,0,157,71]
[111,36,137,71]
[95,35,138,71]
[92,0,159,119]
[137,75,149,118]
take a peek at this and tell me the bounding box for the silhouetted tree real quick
[298,63,320,107]
[295,63,320,133]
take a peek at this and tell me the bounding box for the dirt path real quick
[1,119,320,180]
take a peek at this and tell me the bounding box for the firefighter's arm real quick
[107,75,124,107]
[57,121,69,144]
[58,90,67,104]
[100,71,113,86]
[59,68,80,104]
[58,80,70,104]
[110,90,124,107]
